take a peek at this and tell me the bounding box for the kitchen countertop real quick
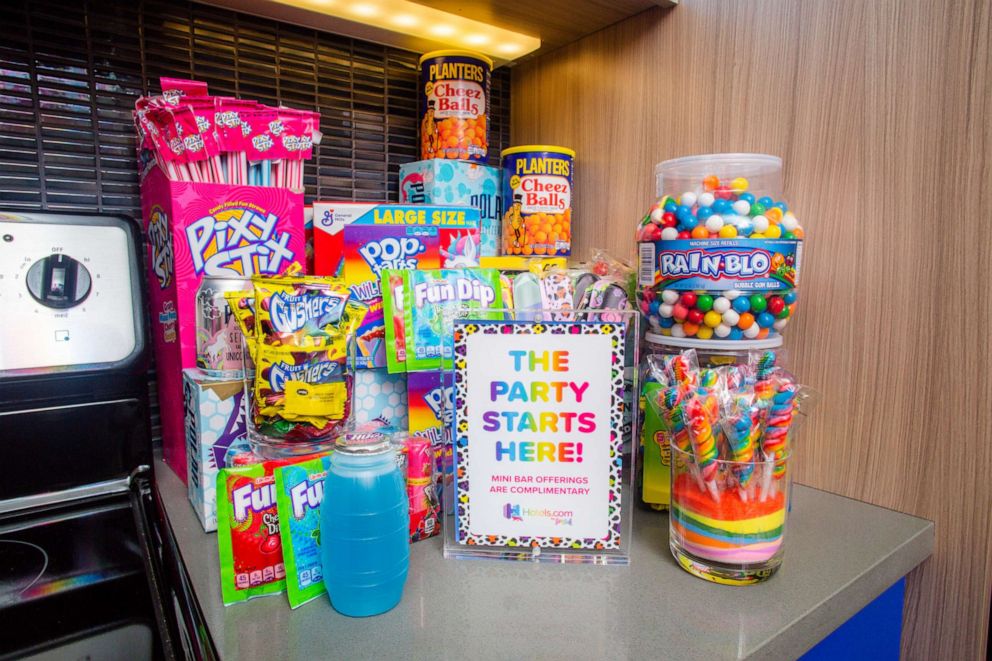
[155,459,933,660]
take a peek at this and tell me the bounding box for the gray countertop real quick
[155,458,933,660]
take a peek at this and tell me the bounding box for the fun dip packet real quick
[274,453,333,608]
[401,268,503,372]
[381,269,409,374]
[216,460,288,606]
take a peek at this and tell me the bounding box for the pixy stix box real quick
[142,166,306,481]
[399,160,501,257]
[311,203,480,368]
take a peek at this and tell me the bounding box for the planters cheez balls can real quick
[501,146,574,256]
[196,277,251,378]
[419,50,492,162]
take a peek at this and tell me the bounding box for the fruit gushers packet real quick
[274,454,332,608]
[401,268,503,372]
[254,344,350,432]
[217,461,288,606]
[252,275,355,347]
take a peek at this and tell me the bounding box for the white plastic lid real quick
[643,333,783,351]
[654,153,782,179]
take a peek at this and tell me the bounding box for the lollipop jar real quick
[669,443,792,585]
[643,333,783,368]
[637,154,803,342]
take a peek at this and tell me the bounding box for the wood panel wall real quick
[511,1,992,658]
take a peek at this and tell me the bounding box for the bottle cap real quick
[335,431,394,456]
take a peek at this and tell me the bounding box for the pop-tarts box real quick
[183,369,250,532]
[399,160,501,257]
[142,166,306,481]
[408,370,454,509]
[311,203,480,368]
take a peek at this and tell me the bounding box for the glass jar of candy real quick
[243,369,352,459]
[669,443,792,585]
[637,154,803,343]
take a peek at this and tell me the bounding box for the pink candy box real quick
[142,166,306,481]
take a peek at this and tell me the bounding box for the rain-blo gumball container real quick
[636,154,803,343]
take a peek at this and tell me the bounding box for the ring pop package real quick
[274,453,333,608]
[402,435,441,542]
[637,154,803,343]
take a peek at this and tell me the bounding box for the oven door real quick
[130,472,182,660]
[149,477,219,661]
[0,478,177,661]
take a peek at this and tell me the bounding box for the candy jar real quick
[636,154,803,343]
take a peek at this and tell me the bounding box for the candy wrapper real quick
[381,270,409,373]
[537,269,575,321]
[274,453,332,608]
[254,344,351,435]
[225,291,257,357]
[402,436,441,542]
[390,268,503,372]
[253,274,357,347]
[216,461,287,605]
[645,349,819,505]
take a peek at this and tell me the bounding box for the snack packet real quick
[381,270,409,373]
[254,344,350,431]
[274,453,332,608]
[253,274,356,347]
[538,269,575,321]
[403,436,440,542]
[216,461,287,605]
[401,268,503,372]
[225,290,257,358]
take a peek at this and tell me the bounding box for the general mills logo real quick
[147,205,173,289]
[185,207,295,276]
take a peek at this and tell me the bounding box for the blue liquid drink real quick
[321,433,409,617]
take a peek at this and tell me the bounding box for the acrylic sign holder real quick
[439,307,640,565]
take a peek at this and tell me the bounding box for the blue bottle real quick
[321,432,409,617]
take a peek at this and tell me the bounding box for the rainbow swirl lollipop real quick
[762,382,797,480]
[686,397,720,501]
[671,353,695,387]
[754,350,779,404]
[663,386,691,455]
[727,403,756,488]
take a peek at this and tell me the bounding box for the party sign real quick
[452,320,625,549]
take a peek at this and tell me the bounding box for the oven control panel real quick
[0,215,140,372]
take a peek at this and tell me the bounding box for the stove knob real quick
[25,254,92,309]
